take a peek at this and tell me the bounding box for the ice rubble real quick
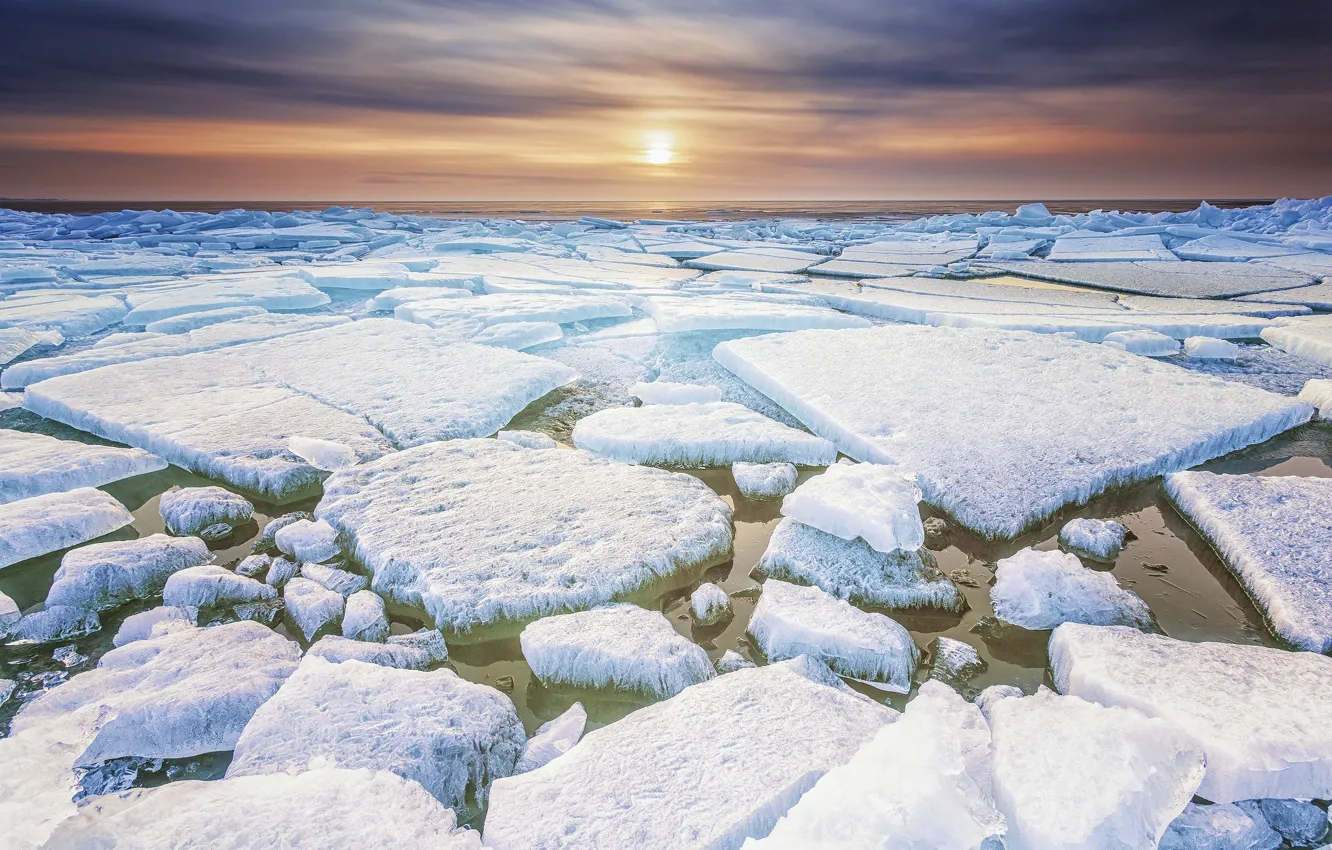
[1261,315,1332,368]
[342,589,389,642]
[630,380,724,405]
[483,657,896,850]
[287,435,357,471]
[396,291,632,329]
[645,295,870,333]
[227,656,523,812]
[111,605,197,647]
[991,548,1154,630]
[1102,329,1182,357]
[274,517,339,563]
[496,428,557,449]
[0,428,165,503]
[756,518,964,611]
[1185,336,1240,360]
[0,488,134,569]
[781,461,925,554]
[732,461,798,499]
[1058,517,1128,561]
[1050,622,1332,802]
[316,439,732,631]
[749,681,1005,849]
[515,702,587,774]
[989,689,1205,849]
[520,604,715,698]
[142,304,267,334]
[301,562,368,596]
[45,533,212,611]
[282,577,345,641]
[41,768,484,850]
[1300,378,1332,418]
[162,565,276,608]
[572,401,837,467]
[691,582,733,624]
[748,579,919,692]
[1165,471,1332,653]
[1159,802,1283,850]
[714,326,1312,538]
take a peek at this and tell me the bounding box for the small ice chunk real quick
[0,679,13,705]
[690,582,732,625]
[630,381,724,405]
[9,606,100,644]
[162,565,277,608]
[1058,518,1129,561]
[342,590,389,642]
[732,461,798,500]
[780,462,925,554]
[990,689,1205,849]
[386,627,450,663]
[1242,799,1329,846]
[158,486,253,536]
[288,436,357,471]
[715,650,756,674]
[514,703,587,774]
[307,634,437,669]
[496,429,557,449]
[52,645,87,668]
[1102,329,1183,357]
[45,534,213,612]
[301,562,368,597]
[112,606,198,647]
[256,511,312,550]
[1298,378,1332,419]
[928,636,988,697]
[748,579,919,692]
[282,577,345,641]
[1184,336,1241,360]
[264,556,299,588]
[235,553,269,578]
[1,588,23,634]
[974,685,1024,723]
[1159,802,1282,850]
[991,547,1154,630]
[0,429,166,504]
[0,488,134,569]
[520,604,715,699]
[274,518,340,564]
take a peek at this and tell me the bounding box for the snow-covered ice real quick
[0,292,128,337]
[0,428,165,503]
[496,429,557,449]
[780,461,925,554]
[1102,329,1182,357]
[0,488,134,569]
[274,517,340,564]
[715,649,756,674]
[0,327,61,365]
[1173,234,1308,262]
[1261,315,1332,369]
[158,486,252,535]
[0,588,19,634]
[1185,336,1241,360]
[282,577,345,641]
[991,547,1154,630]
[1159,803,1282,850]
[1058,517,1129,561]
[514,703,587,774]
[982,260,1311,299]
[520,604,715,698]
[470,320,563,350]
[396,291,632,329]
[631,380,724,405]
[111,605,198,647]
[301,561,369,596]
[645,295,870,333]
[162,565,276,608]
[1049,233,1178,262]
[691,582,732,624]
[1299,378,1332,418]
[8,606,100,644]
[287,435,357,471]
[929,636,988,695]
[732,461,798,500]
[341,589,389,642]
[142,305,268,334]
[45,533,212,611]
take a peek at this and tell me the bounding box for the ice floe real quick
[515,702,587,774]
[1299,378,1332,418]
[1185,336,1241,360]
[1102,329,1182,357]
[496,428,557,449]
[630,380,723,405]
[645,295,870,333]
[111,605,198,647]
[274,518,339,564]
[341,589,389,642]
[1261,314,1332,369]
[980,260,1311,299]
[396,291,632,329]
[991,547,1154,630]
[0,488,134,569]
[0,292,128,337]
[690,582,733,625]
[732,461,798,500]
[780,461,925,554]
[141,305,268,334]
[282,577,345,641]
[0,428,165,503]
[162,565,276,608]
[1159,802,1282,850]
[1058,517,1128,561]
[46,534,212,612]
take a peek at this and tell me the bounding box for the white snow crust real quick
[781,461,925,553]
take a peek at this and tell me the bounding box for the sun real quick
[643,131,675,166]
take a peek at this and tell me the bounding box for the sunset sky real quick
[2,0,1329,201]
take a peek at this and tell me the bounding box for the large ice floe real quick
[714,326,1312,538]
[227,655,524,813]
[396,291,632,329]
[483,657,896,850]
[1164,471,1332,653]
[572,401,836,467]
[990,547,1155,631]
[45,533,213,611]
[520,604,715,698]
[316,439,732,631]
[644,295,871,333]
[0,487,134,569]
[0,428,165,502]
[1050,623,1332,802]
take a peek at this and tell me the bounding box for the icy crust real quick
[645,295,870,333]
[275,518,339,563]
[732,461,798,500]
[120,275,329,325]
[288,435,357,471]
[780,461,925,554]
[1164,471,1332,653]
[0,292,128,337]
[991,548,1154,631]
[756,518,964,611]
[41,768,484,850]
[989,689,1205,850]
[112,606,197,647]
[1261,315,1332,369]
[483,657,896,850]
[159,486,252,535]
[1102,329,1182,357]
[1058,518,1129,561]
[515,703,587,774]
[571,402,837,467]
[631,380,724,405]
[1159,803,1282,850]
[396,291,632,328]
[46,534,213,612]
[749,681,1005,850]
[748,580,919,692]
[227,656,524,813]
[317,439,733,631]
[0,488,134,569]
[1300,379,1332,418]
[0,428,166,503]
[520,604,715,698]
[713,326,1312,538]
[1049,623,1332,803]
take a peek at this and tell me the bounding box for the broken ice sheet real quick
[0,428,165,503]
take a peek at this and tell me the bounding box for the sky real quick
[1,0,1329,201]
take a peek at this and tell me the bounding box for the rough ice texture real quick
[929,636,988,693]
[1159,803,1282,850]
[0,588,19,632]
[1245,799,1329,845]
[0,429,166,504]
[572,402,837,467]
[0,488,134,569]
[991,548,1154,631]
[41,768,483,850]
[1300,378,1332,418]
[264,556,299,588]
[46,533,213,611]
[142,305,268,334]
[749,680,1004,849]
[162,565,277,608]
[714,327,1312,538]
[645,295,871,333]
[981,260,1311,299]
[288,435,357,471]
[1049,623,1332,803]
[781,461,925,554]
[0,327,60,366]
[9,606,100,644]
[715,649,756,674]
[307,634,436,668]
[471,320,564,350]
[396,291,632,328]
[520,604,715,698]
[342,589,389,642]
[483,657,896,850]
[227,656,524,813]
[0,292,128,336]
[1261,315,1332,369]
[317,439,733,631]
[691,582,733,624]
[1165,471,1332,653]
[1102,329,1182,357]
[732,461,798,500]
[631,380,724,405]
[989,689,1205,850]
[748,579,919,692]
[515,703,587,774]
[756,518,964,612]
[496,429,557,449]
[111,605,198,647]
[120,275,330,325]
[1058,518,1128,561]
[1185,336,1240,360]
[282,577,345,641]
[158,486,253,535]
[274,518,340,563]
[302,562,369,596]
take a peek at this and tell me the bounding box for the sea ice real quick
[143,305,267,334]
[1165,471,1332,652]
[1261,315,1332,369]
[287,435,357,471]
[645,295,870,333]
[989,689,1204,849]
[496,429,557,449]
[0,292,128,337]
[514,703,587,774]
[1058,518,1129,561]
[0,488,134,569]
[929,636,988,696]
[317,439,732,631]
[691,582,733,624]
[0,327,61,365]
[158,486,252,535]
[1299,378,1332,418]
[1048,233,1177,262]
[342,589,389,642]
[1173,234,1307,262]
[0,428,166,503]
[274,518,340,564]
[396,291,632,329]
[572,401,837,467]
[981,260,1311,299]
[1049,622,1332,802]
[111,605,198,647]
[301,562,369,596]
[470,320,563,350]
[1102,329,1182,357]
[307,634,438,669]
[714,326,1311,538]
[520,604,715,698]
[368,285,473,310]
[748,579,919,692]
[45,533,213,612]
[1185,336,1241,360]
[282,577,345,641]
[1242,799,1329,846]
[781,461,924,554]
[630,380,724,405]
[688,248,821,274]
[0,588,19,634]
[8,606,100,644]
[264,556,299,588]
[732,461,798,500]
[991,548,1154,630]
[120,275,329,325]
[483,657,896,850]
[162,565,277,608]
[1159,803,1282,850]
[227,656,525,813]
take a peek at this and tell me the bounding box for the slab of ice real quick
[227,656,524,812]
[750,680,1004,849]
[1299,378,1332,418]
[264,556,299,588]
[1159,802,1282,850]
[396,292,632,329]
[0,327,61,365]
[341,589,388,642]
[1049,622,1332,802]
[520,604,714,698]
[0,488,134,569]
[732,461,798,500]
[296,261,412,291]
[162,565,276,608]
[756,518,964,611]
[0,293,127,337]
[308,634,435,668]
[64,255,195,278]
[1185,336,1240,360]
[483,657,896,850]
[1261,315,1332,369]
[714,327,1312,538]
[1058,518,1128,561]
[159,486,252,536]
[991,548,1153,630]
[691,582,732,624]
[282,577,345,641]
[1102,329,1182,357]
[8,606,100,644]
[111,605,197,647]
[748,579,919,691]
[1239,281,1332,311]
[0,429,165,503]
[688,248,820,274]
[989,689,1204,849]
[317,439,732,631]
[1173,235,1307,262]
[979,260,1311,298]
[41,768,484,850]
[630,380,724,405]
[274,518,339,563]
[121,274,329,325]
[301,562,368,596]
[515,703,586,774]
[368,285,472,310]
[781,461,925,554]
[0,588,19,633]
[470,320,563,350]
[143,305,267,334]
[1049,233,1178,262]
[715,649,756,674]
[46,534,212,611]
[572,402,837,468]
[496,429,557,449]
[1243,799,1328,846]
[287,435,357,471]
[645,295,869,333]
[1165,471,1332,653]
